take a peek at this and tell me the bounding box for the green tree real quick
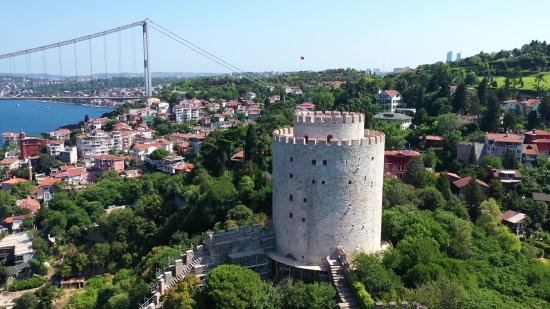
[481,93,500,132]
[477,78,488,106]
[435,172,452,200]
[423,148,436,169]
[403,156,427,189]
[312,92,334,111]
[468,144,477,165]
[451,83,468,112]
[11,181,34,199]
[148,148,169,161]
[464,178,486,220]
[373,122,408,150]
[482,155,503,168]
[161,274,201,309]
[476,198,507,236]
[204,265,263,309]
[503,149,520,169]
[14,292,39,309]
[488,179,505,202]
[442,130,462,161]
[227,205,254,226]
[502,112,518,132]
[538,95,550,122]
[418,187,446,211]
[435,114,461,136]
[34,283,60,309]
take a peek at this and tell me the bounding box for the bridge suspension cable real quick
[0,20,146,60]
[148,21,268,87]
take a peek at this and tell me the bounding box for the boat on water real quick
[16,104,20,107]
[46,107,50,109]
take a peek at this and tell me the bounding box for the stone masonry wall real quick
[272,114,385,266]
[293,111,364,140]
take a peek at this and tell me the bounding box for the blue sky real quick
[1,0,549,74]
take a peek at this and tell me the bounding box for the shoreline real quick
[27,100,114,109]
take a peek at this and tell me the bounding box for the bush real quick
[10,275,45,291]
[345,272,375,309]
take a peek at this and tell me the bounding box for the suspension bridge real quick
[0,19,268,101]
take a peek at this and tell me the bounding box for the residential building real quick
[282,86,293,94]
[172,103,204,123]
[456,142,484,164]
[487,168,522,189]
[0,157,19,170]
[451,177,489,197]
[446,51,453,63]
[248,111,260,122]
[458,115,479,124]
[51,166,88,185]
[46,140,65,156]
[75,132,113,158]
[84,117,109,132]
[188,135,205,154]
[2,132,20,148]
[373,113,412,129]
[500,98,540,113]
[16,198,40,214]
[42,129,71,140]
[263,85,275,92]
[1,178,28,192]
[375,90,405,113]
[419,135,443,148]
[456,52,462,60]
[19,133,47,159]
[157,102,170,113]
[484,133,523,162]
[295,103,316,113]
[59,146,78,164]
[291,87,303,95]
[522,144,539,167]
[384,149,421,179]
[532,192,550,203]
[0,232,33,264]
[174,163,195,174]
[93,155,125,173]
[244,92,256,100]
[500,210,527,238]
[269,95,281,103]
[156,156,186,174]
[129,144,158,166]
[524,129,550,156]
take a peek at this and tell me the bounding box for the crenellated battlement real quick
[272,128,385,146]
[294,111,364,124]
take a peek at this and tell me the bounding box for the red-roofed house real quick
[384,149,421,179]
[484,133,524,163]
[1,178,28,192]
[451,177,489,197]
[174,163,195,174]
[51,167,88,185]
[375,90,404,113]
[419,135,443,148]
[295,103,315,113]
[524,129,550,157]
[16,198,40,213]
[522,144,539,167]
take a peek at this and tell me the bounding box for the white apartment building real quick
[484,133,524,163]
[172,105,205,123]
[244,92,256,100]
[46,141,65,156]
[59,146,78,164]
[375,90,405,113]
[111,131,123,152]
[129,144,158,166]
[76,132,113,159]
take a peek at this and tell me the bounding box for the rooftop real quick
[374,113,413,120]
[523,144,539,155]
[1,178,28,185]
[0,232,33,256]
[500,210,526,224]
[452,176,488,188]
[384,149,420,157]
[532,192,550,202]
[485,133,523,143]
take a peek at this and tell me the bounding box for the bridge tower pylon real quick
[143,19,152,97]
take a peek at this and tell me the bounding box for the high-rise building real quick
[456,52,462,61]
[446,51,453,63]
[272,111,385,266]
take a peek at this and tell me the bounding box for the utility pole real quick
[143,19,152,97]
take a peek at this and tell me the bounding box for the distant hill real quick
[0,72,221,78]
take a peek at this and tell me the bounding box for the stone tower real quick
[272,111,385,266]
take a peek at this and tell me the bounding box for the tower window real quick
[302,218,305,222]
[303,198,307,203]
[312,160,316,165]
[289,213,293,218]
[349,181,352,184]
[323,160,327,166]
[371,157,374,161]
[322,181,325,184]
[327,135,333,142]
[290,157,293,162]
[289,194,293,201]
[290,173,293,178]
[304,135,309,143]
[312,179,316,184]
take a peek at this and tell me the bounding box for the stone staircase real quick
[166,257,202,289]
[327,257,358,309]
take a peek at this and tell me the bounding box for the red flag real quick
[300,56,305,60]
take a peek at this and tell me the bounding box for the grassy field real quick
[491,71,550,90]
